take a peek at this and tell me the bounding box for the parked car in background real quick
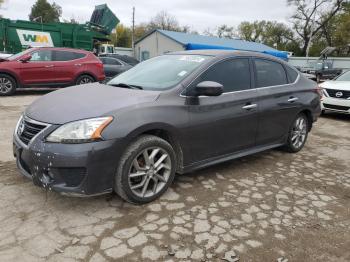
[99,56,132,78]
[99,53,139,66]
[320,70,350,114]
[0,47,105,96]
[13,50,321,204]
[304,60,342,82]
[294,66,316,81]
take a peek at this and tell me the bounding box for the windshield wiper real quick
[109,83,143,90]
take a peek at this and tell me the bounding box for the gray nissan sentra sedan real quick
[13,50,321,204]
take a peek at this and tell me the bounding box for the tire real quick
[115,135,177,204]
[75,75,95,85]
[283,113,309,153]
[0,74,17,96]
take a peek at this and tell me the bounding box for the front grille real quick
[17,117,47,145]
[323,103,350,111]
[325,88,350,99]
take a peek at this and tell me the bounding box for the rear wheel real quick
[0,74,16,96]
[76,75,95,85]
[115,135,176,204]
[283,113,309,153]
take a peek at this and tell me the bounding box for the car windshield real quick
[335,70,350,81]
[108,54,211,90]
[7,49,31,61]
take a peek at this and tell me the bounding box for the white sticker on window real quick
[178,71,187,77]
[179,56,205,63]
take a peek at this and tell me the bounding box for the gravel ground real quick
[0,92,349,262]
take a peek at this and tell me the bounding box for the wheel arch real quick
[0,70,21,87]
[298,109,313,131]
[126,124,184,173]
[75,72,97,82]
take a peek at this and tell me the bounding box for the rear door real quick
[51,50,86,85]
[253,58,301,146]
[186,57,259,163]
[19,49,55,86]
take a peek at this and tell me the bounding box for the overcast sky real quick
[1,0,293,33]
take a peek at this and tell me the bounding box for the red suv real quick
[0,47,105,96]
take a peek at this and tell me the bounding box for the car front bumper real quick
[13,130,126,196]
[321,96,350,114]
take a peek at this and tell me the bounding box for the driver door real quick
[20,49,56,86]
[186,58,259,163]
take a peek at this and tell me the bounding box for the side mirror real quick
[20,54,32,63]
[195,81,223,96]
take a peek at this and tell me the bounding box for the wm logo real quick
[22,34,49,43]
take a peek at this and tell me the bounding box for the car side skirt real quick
[180,143,284,174]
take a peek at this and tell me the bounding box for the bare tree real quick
[148,11,181,31]
[288,0,346,56]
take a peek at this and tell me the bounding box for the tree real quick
[147,11,181,31]
[216,24,236,39]
[238,21,267,42]
[288,0,346,56]
[111,24,132,48]
[29,0,62,23]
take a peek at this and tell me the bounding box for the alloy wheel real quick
[128,147,171,198]
[0,77,13,94]
[78,77,93,85]
[291,116,307,149]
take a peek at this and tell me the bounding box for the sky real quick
[1,0,293,33]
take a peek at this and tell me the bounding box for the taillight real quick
[315,85,323,99]
[96,63,104,69]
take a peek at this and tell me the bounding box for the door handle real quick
[45,65,54,68]
[74,64,82,66]
[242,103,257,110]
[288,97,299,103]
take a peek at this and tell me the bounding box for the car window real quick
[193,58,251,93]
[53,51,85,61]
[30,50,52,61]
[108,58,122,65]
[100,58,121,65]
[254,59,288,87]
[285,65,299,83]
[108,54,212,90]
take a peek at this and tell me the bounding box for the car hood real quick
[25,83,161,124]
[320,81,350,91]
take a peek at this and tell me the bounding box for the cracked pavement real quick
[0,92,349,261]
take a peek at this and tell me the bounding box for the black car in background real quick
[99,54,139,66]
[13,50,321,204]
[99,56,133,78]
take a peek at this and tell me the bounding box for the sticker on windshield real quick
[179,56,205,63]
[178,71,188,77]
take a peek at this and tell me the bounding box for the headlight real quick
[46,117,113,143]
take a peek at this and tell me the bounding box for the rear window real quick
[285,65,299,83]
[254,59,288,87]
[53,51,86,61]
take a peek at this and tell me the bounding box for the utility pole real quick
[131,7,135,54]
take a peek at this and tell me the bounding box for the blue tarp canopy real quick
[136,30,289,61]
[186,43,288,61]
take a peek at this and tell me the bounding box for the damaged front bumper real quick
[13,125,125,196]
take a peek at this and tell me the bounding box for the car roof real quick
[29,47,90,54]
[169,49,284,62]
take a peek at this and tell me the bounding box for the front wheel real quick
[115,135,177,204]
[283,113,309,153]
[0,74,17,96]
